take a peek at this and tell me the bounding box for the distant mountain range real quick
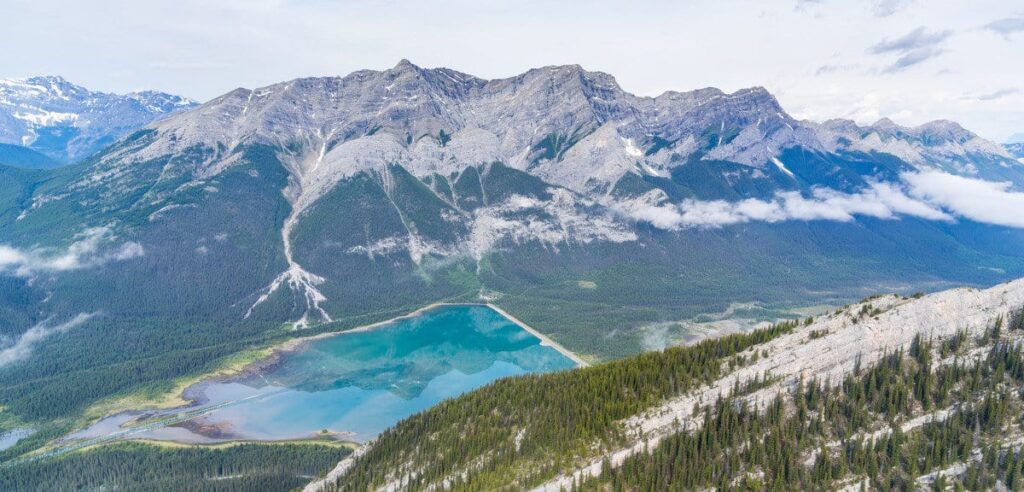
[0,76,197,164]
[2,61,1024,429]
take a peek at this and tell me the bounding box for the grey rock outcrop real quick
[117,60,1021,201]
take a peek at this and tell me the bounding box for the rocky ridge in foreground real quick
[539,278,1024,490]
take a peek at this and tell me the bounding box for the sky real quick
[3,0,1023,142]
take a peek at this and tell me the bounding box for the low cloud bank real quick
[0,312,99,367]
[904,171,1024,228]
[620,171,1024,230]
[0,226,144,277]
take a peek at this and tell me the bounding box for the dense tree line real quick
[0,442,350,492]
[0,317,285,420]
[330,320,798,491]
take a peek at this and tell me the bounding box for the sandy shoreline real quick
[485,304,590,367]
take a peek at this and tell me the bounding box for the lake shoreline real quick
[66,302,587,450]
[256,302,588,372]
[484,304,590,367]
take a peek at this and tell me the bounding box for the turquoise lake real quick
[68,305,577,445]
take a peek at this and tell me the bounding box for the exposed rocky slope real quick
[96,60,1020,197]
[537,278,1024,490]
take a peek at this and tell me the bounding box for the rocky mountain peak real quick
[392,58,420,73]
[869,118,975,144]
[106,62,1019,198]
[914,119,974,143]
[126,90,197,113]
[871,116,900,131]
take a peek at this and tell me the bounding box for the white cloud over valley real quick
[619,171,1024,230]
[0,312,99,367]
[0,226,144,277]
[904,171,1024,228]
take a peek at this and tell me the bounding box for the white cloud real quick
[966,88,1021,101]
[0,312,99,367]
[618,179,951,230]
[868,27,952,73]
[625,203,687,230]
[872,0,913,18]
[903,171,1024,228]
[0,226,144,277]
[985,15,1024,39]
[621,171,1024,231]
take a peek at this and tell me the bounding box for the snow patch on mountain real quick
[770,156,796,178]
[0,76,197,162]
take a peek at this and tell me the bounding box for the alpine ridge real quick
[100,60,1023,197]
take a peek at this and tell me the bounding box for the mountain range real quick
[0,76,197,165]
[2,60,1024,431]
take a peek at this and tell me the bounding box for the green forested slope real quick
[581,330,1024,491]
[0,442,351,492]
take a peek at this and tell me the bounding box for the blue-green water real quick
[0,428,33,451]
[70,305,576,445]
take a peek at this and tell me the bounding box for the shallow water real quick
[0,428,34,451]
[72,305,577,445]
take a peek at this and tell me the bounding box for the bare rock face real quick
[108,60,1021,202]
[0,76,197,162]
[812,117,1016,179]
